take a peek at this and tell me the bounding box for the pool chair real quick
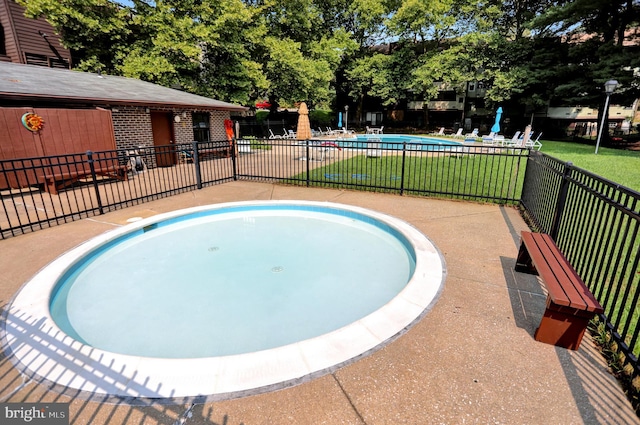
[525,132,543,150]
[452,128,464,139]
[481,132,496,145]
[326,127,339,135]
[464,128,479,142]
[431,127,445,136]
[503,131,522,147]
[268,128,281,139]
[366,139,382,158]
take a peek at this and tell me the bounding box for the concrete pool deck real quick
[0,181,637,424]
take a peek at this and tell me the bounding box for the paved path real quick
[0,182,637,424]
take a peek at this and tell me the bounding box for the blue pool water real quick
[50,204,416,359]
[340,134,462,151]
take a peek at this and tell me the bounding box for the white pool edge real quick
[2,201,446,400]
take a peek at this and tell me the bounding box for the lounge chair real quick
[268,129,281,139]
[464,128,479,142]
[525,132,542,150]
[326,127,340,136]
[431,127,445,136]
[503,131,522,147]
[481,132,496,145]
[366,138,382,157]
[452,128,464,139]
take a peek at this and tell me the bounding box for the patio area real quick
[0,181,637,424]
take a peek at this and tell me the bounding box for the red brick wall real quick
[111,106,231,150]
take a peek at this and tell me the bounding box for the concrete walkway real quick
[0,181,637,424]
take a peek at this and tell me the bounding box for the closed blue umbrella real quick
[491,107,503,133]
[338,112,343,128]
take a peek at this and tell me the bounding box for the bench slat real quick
[520,232,602,313]
[528,234,587,309]
[536,234,601,312]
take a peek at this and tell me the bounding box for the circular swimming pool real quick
[3,201,446,399]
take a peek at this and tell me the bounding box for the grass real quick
[537,139,640,192]
[290,149,527,203]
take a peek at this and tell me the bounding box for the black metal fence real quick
[521,150,640,381]
[0,141,234,238]
[235,138,527,202]
[1,138,527,238]
[2,136,640,402]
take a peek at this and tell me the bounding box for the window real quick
[0,24,6,55]
[436,91,457,101]
[192,112,210,142]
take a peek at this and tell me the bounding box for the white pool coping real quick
[2,201,445,400]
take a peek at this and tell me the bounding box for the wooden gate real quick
[0,107,118,190]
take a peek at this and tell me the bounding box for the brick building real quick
[0,61,247,165]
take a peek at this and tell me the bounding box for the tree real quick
[522,0,640,141]
[17,0,131,74]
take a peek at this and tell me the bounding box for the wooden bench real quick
[198,142,233,160]
[515,231,603,350]
[41,165,128,195]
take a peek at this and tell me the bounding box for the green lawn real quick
[537,139,640,192]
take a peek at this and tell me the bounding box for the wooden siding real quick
[0,0,71,66]
[0,0,19,62]
[0,107,117,189]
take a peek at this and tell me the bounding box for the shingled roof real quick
[0,62,247,111]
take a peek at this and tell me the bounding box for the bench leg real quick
[44,178,58,195]
[535,299,593,350]
[515,241,536,274]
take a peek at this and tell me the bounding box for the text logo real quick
[1,403,69,424]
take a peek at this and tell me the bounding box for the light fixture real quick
[344,105,349,132]
[604,79,618,95]
[595,79,618,154]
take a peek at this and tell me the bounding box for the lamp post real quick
[344,105,349,132]
[595,79,618,154]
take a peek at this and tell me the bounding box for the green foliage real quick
[309,109,333,126]
[20,0,640,123]
[255,110,270,124]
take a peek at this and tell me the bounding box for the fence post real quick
[305,140,310,187]
[400,142,407,196]
[86,150,104,215]
[550,161,573,240]
[231,138,238,181]
[192,141,202,188]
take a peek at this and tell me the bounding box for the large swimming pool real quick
[340,134,462,151]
